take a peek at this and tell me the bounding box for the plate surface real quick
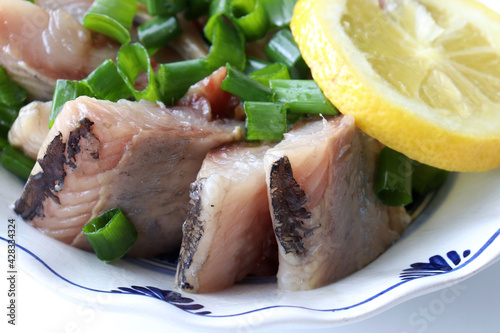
[1,164,500,330]
[1,0,500,331]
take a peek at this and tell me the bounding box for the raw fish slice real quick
[176,143,278,293]
[263,115,410,291]
[14,96,243,257]
[177,67,241,121]
[170,17,210,60]
[8,101,51,160]
[34,0,93,21]
[8,66,237,161]
[0,0,118,99]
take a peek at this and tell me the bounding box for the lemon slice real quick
[291,0,500,171]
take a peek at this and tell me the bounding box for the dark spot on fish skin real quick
[14,118,100,221]
[177,180,206,291]
[66,118,99,168]
[14,133,66,220]
[270,156,315,256]
[179,281,193,291]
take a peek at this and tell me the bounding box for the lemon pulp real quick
[291,0,500,171]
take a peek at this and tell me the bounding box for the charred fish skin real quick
[65,118,100,167]
[175,144,278,293]
[14,132,67,221]
[13,96,243,257]
[269,156,315,257]
[176,181,205,292]
[14,117,100,226]
[15,118,99,220]
[265,115,410,291]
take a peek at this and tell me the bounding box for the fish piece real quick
[0,0,118,100]
[263,115,411,291]
[170,17,209,60]
[7,63,236,162]
[14,96,243,257]
[34,0,93,21]
[176,143,278,293]
[177,67,241,121]
[8,101,51,160]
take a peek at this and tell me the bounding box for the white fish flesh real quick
[34,0,93,21]
[0,0,118,100]
[8,101,51,160]
[263,115,411,291]
[14,96,243,257]
[176,143,278,293]
[7,65,238,162]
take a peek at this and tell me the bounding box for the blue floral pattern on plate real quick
[2,227,499,317]
[112,286,211,315]
[400,250,472,281]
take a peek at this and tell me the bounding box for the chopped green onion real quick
[244,57,272,74]
[411,162,450,196]
[0,126,9,140]
[206,15,246,71]
[0,67,25,139]
[230,0,269,41]
[244,101,287,141]
[83,0,137,44]
[270,79,338,115]
[0,66,27,138]
[262,0,298,29]
[138,15,183,49]
[50,80,94,128]
[375,147,413,206]
[0,104,18,130]
[204,0,231,42]
[204,0,269,42]
[205,0,268,41]
[84,59,132,102]
[265,29,309,79]
[146,0,185,16]
[184,0,210,20]
[158,58,213,105]
[0,67,26,108]
[117,43,160,102]
[83,208,138,262]
[0,137,8,150]
[286,112,307,128]
[222,64,274,102]
[250,63,290,87]
[1,145,35,180]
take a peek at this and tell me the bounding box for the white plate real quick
[1,163,500,331]
[1,0,500,331]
